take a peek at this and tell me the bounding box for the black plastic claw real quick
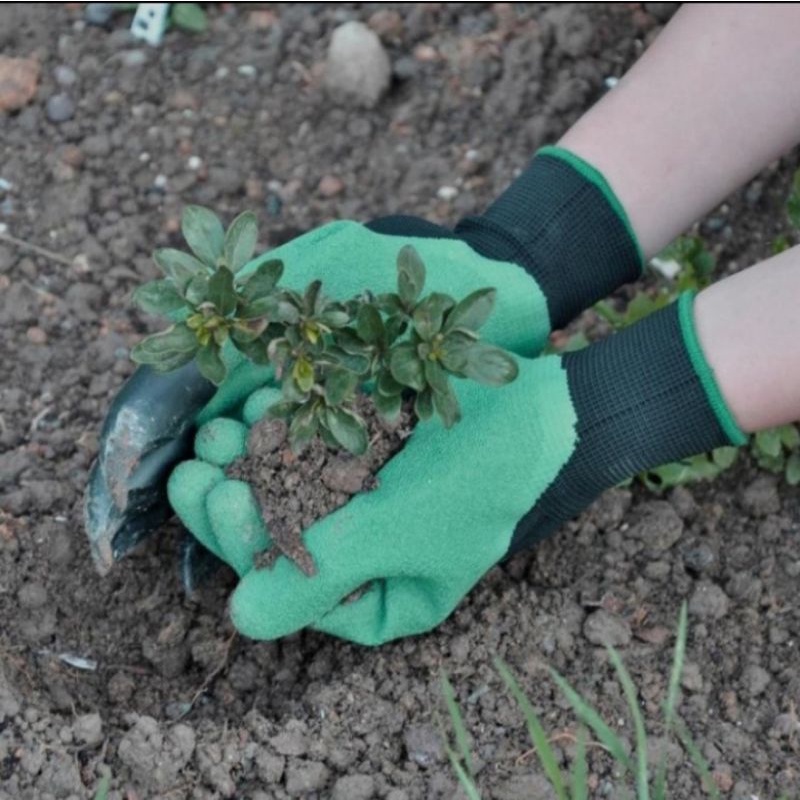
[180,533,225,594]
[84,362,216,574]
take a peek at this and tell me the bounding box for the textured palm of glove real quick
[195,219,549,426]
[169,293,746,645]
[169,354,577,645]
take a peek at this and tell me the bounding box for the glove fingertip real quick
[207,479,270,577]
[242,386,283,426]
[167,460,226,559]
[195,418,248,466]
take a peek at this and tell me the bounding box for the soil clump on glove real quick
[226,395,414,576]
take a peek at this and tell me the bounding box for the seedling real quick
[131,206,518,456]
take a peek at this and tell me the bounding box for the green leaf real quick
[240,259,283,300]
[397,245,426,306]
[607,646,650,800]
[377,369,403,397]
[754,427,782,459]
[440,672,473,777]
[207,266,237,316]
[495,658,568,799]
[182,205,225,267]
[412,293,454,341]
[231,317,268,343]
[571,729,588,800]
[384,314,407,344]
[674,717,720,800]
[414,388,434,421]
[439,332,473,375]
[130,323,199,371]
[711,446,739,469]
[93,774,111,800]
[153,248,208,290]
[320,346,372,375]
[389,344,426,391]
[231,336,270,364]
[196,344,226,384]
[779,423,800,450]
[463,344,518,386]
[787,168,800,229]
[184,273,209,305]
[377,292,404,316]
[325,407,368,455]
[443,288,496,333]
[424,359,450,395]
[324,367,358,407]
[304,280,323,315]
[549,669,635,774]
[335,328,374,357]
[374,390,402,421]
[171,2,208,32]
[223,211,258,272]
[289,403,319,452]
[239,294,278,320]
[267,401,299,419]
[356,304,385,346]
[786,452,800,486]
[133,280,187,316]
[292,357,315,394]
[432,382,461,428]
[318,308,351,329]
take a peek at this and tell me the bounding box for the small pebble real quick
[46,93,75,123]
[26,326,47,344]
[437,185,458,201]
[54,65,77,86]
[318,175,344,197]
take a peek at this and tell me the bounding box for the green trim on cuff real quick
[537,144,645,271]
[677,291,748,446]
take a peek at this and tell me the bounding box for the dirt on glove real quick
[226,395,415,576]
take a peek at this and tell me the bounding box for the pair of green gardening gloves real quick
[168,147,747,645]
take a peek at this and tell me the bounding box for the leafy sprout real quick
[132,207,518,456]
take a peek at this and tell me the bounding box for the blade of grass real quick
[571,727,589,800]
[654,602,688,798]
[494,658,568,800]
[93,773,111,800]
[674,716,720,800]
[549,668,634,774]
[446,748,483,800]
[440,671,473,776]
[607,646,650,800]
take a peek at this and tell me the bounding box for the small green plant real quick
[170,3,208,33]
[751,424,800,486]
[442,604,724,799]
[131,207,518,455]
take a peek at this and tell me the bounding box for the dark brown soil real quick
[1,3,799,799]
[227,395,413,576]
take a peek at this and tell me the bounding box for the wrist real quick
[455,146,644,330]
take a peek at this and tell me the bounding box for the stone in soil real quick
[325,21,392,108]
[45,92,75,122]
[227,395,412,577]
[0,56,40,112]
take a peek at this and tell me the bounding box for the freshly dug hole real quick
[226,394,414,576]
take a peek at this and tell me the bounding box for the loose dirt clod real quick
[227,395,413,576]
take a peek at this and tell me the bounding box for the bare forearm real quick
[560,3,800,258]
[695,245,800,432]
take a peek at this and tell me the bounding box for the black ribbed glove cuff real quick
[455,146,644,330]
[509,293,746,554]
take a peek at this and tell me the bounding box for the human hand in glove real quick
[168,293,744,644]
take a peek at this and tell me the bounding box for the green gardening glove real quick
[169,293,746,644]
